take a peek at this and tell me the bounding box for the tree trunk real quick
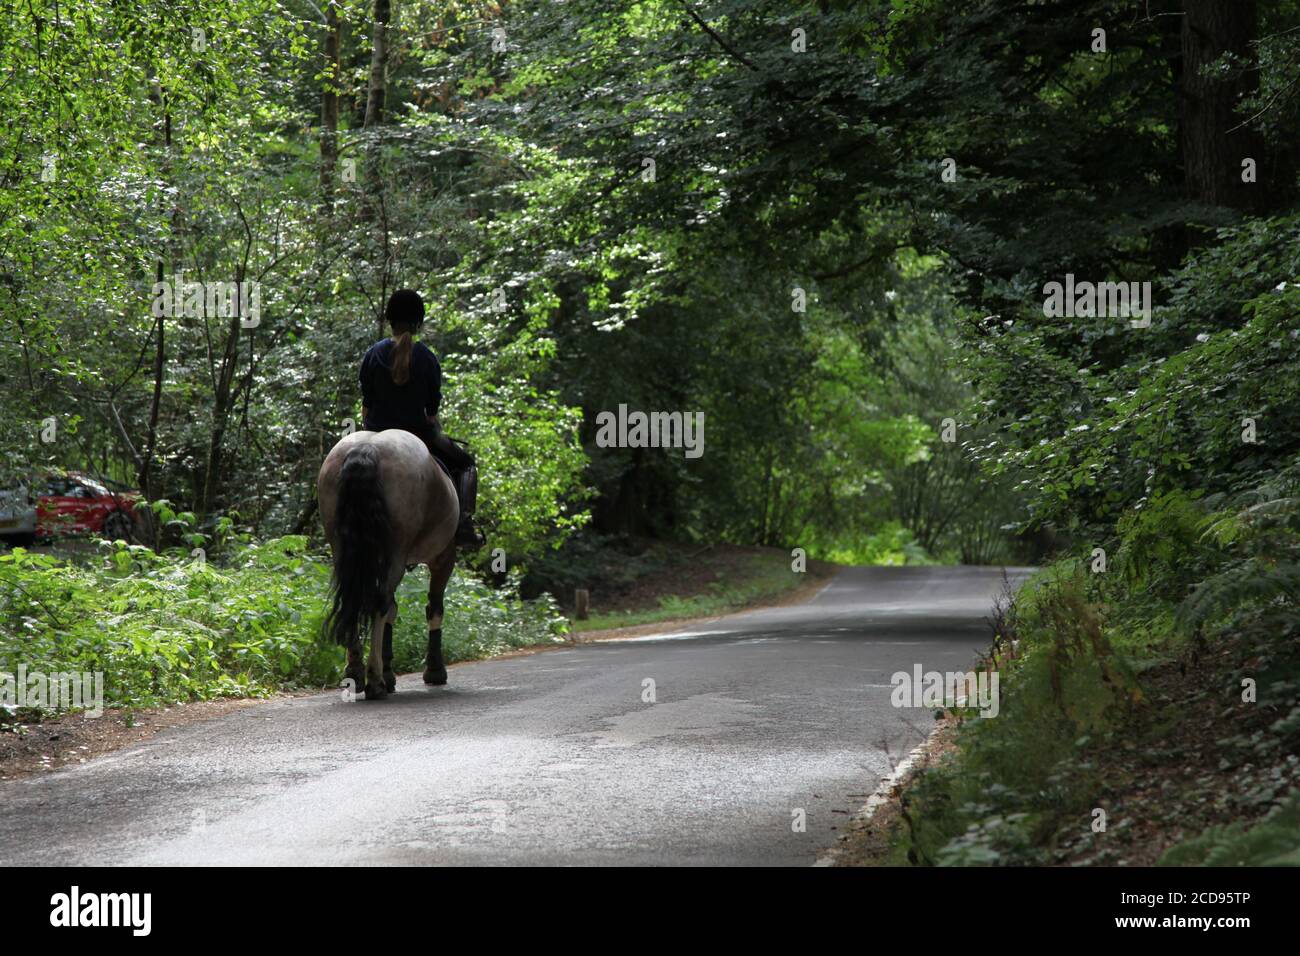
[319,1,341,215]
[139,265,165,503]
[363,0,392,334]
[199,305,245,519]
[290,496,319,536]
[1179,0,1266,210]
[364,0,390,127]
[363,0,391,184]
[139,85,174,537]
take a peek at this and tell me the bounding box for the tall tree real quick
[320,1,342,217]
[1180,0,1267,210]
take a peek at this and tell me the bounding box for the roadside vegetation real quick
[888,535,1300,866]
[0,529,566,716]
[884,232,1300,864]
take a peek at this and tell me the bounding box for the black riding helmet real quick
[386,288,425,330]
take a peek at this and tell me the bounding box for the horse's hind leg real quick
[345,634,365,696]
[382,618,397,693]
[423,544,455,686]
[365,601,396,700]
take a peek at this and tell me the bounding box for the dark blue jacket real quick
[359,338,442,429]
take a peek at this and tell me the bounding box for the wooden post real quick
[574,588,589,620]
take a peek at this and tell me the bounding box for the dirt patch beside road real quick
[0,693,316,782]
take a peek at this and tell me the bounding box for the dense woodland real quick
[5,0,1297,571]
[3,1,1300,863]
[0,0,1079,567]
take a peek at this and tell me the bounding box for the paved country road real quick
[0,565,1029,866]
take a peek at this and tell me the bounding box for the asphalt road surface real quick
[0,565,1029,866]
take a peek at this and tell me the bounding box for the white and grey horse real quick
[317,429,458,699]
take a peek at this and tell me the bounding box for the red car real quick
[35,473,141,541]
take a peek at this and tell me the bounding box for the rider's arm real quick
[425,348,443,421]
[359,348,377,427]
[359,351,376,409]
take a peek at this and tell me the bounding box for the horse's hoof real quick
[344,668,365,691]
[364,681,388,700]
[423,667,447,686]
[384,672,397,693]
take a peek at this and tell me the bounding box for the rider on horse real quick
[359,288,483,549]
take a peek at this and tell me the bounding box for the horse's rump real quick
[317,430,457,647]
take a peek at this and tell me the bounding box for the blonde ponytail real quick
[390,331,414,385]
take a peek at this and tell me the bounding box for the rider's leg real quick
[404,420,482,547]
[429,430,470,469]
[428,431,483,548]
[456,461,478,527]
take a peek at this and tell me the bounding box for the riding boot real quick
[454,463,485,548]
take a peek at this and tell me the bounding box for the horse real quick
[317,429,459,700]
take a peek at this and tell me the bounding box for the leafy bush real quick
[1160,790,1300,866]
[895,566,1149,865]
[519,532,687,604]
[895,475,1300,866]
[815,522,933,566]
[0,536,566,714]
[389,568,568,672]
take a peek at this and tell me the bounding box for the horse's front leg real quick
[365,601,396,700]
[423,543,455,686]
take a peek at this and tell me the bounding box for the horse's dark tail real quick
[323,444,392,646]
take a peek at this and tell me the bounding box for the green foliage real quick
[420,0,1024,554]
[895,567,1143,865]
[1,0,1039,569]
[897,471,1300,865]
[0,0,590,557]
[971,218,1300,537]
[389,567,568,671]
[0,538,334,708]
[811,521,931,567]
[0,537,564,713]
[1114,490,1217,599]
[1160,791,1300,866]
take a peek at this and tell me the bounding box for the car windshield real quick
[42,478,72,496]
